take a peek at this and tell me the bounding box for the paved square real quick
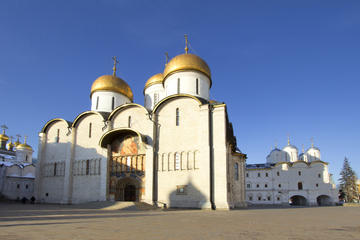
[0,203,359,240]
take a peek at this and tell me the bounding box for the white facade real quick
[164,71,210,100]
[0,132,35,201]
[91,91,132,112]
[144,83,166,110]
[246,143,337,206]
[35,52,247,209]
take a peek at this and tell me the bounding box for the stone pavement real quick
[0,202,359,240]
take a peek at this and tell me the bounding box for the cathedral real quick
[245,138,337,206]
[35,38,247,209]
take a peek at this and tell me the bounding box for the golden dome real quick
[0,134,9,141]
[144,73,163,91]
[17,143,33,151]
[90,74,133,101]
[163,53,211,84]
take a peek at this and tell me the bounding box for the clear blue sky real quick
[1,1,359,183]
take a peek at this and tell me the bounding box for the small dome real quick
[17,143,33,151]
[283,145,298,151]
[307,146,320,152]
[163,53,211,84]
[0,133,9,141]
[91,75,133,101]
[144,73,163,90]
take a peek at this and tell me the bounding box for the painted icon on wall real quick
[111,135,139,155]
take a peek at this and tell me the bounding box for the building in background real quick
[245,138,337,206]
[0,125,35,201]
[35,37,247,209]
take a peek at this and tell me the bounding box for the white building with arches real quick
[0,127,35,201]
[245,140,337,206]
[35,43,247,209]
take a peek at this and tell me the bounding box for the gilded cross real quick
[184,34,189,54]
[112,56,119,76]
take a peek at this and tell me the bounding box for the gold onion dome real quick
[163,53,212,86]
[144,73,163,90]
[0,133,9,141]
[90,74,133,101]
[17,143,33,151]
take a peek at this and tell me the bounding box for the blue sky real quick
[1,1,359,183]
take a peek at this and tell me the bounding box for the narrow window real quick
[25,155,28,162]
[258,196,261,201]
[278,184,281,188]
[128,116,131,128]
[249,196,253,201]
[247,184,251,188]
[257,172,260,177]
[265,172,269,177]
[298,171,301,176]
[318,173,321,178]
[267,196,271,201]
[316,183,319,187]
[176,108,179,126]
[89,123,92,138]
[256,184,259,188]
[246,173,249,178]
[177,78,180,94]
[96,96,99,110]
[277,171,280,176]
[56,129,60,143]
[277,197,280,201]
[298,182,303,190]
[26,184,28,189]
[235,163,239,180]
[86,160,90,175]
[17,184,20,189]
[196,78,199,95]
[54,163,57,176]
[265,184,268,188]
[111,97,115,110]
[154,93,159,105]
[175,153,180,170]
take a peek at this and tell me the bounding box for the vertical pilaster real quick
[34,132,47,202]
[62,127,76,204]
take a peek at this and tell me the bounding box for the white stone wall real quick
[37,120,71,203]
[144,84,166,110]
[72,113,107,203]
[164,71,210,100]
[91,91,131,113]
[245,162,337,206]
[155,97,211,208]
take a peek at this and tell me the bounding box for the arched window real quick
[86,160,90,175]
[196,78,199,94]
[54,163,57,176]
[96,96,99,110]
[56,129,60,143]
[175,153,180,170]
[234,163,239,180]
[111,96,115,110]
[177,78,180,94]
[298,182,303,190]
[89,122,92,138]
[176,108,179,126]
[128,116,132,128]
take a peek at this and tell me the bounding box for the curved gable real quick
[41,118,72,133]
[72,111,106,128]
[153,94,206,114]
[108,103,149,121]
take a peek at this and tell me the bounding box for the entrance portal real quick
[290,195,307,206]
[124,184,136,201]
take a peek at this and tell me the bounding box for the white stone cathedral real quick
[35,40,247,209]
[245,139,337,206]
